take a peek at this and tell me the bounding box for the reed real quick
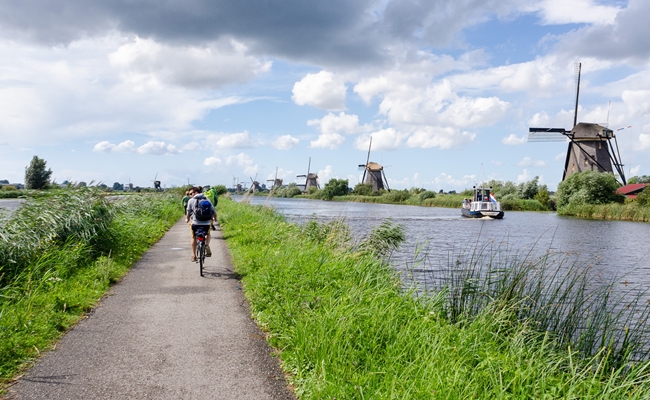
[559,202,650,222]
[407,239,650,370]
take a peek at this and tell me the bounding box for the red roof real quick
[617,183,649,197]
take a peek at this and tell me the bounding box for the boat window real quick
[481,203,488,210]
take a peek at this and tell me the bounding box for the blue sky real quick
[0,0,648,191]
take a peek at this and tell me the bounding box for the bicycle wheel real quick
[199,242,205,276]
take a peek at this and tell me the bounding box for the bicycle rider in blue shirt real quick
[185,186,216,262]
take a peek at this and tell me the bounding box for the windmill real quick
[358,136,390,192]
[528,63,626,184]
[296,157,319,192]
[151,173,162,192]
[249,174,262,193]
[267,167,283,193]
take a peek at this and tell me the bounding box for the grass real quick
[558,202,650,222]
[0,189,184,387]
[219,198,650,399]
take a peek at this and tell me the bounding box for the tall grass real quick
[219,198,650,398]
[559,202,650,222]
[407,240,650,370]
[0,189,183,386]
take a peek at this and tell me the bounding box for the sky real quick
[0,0,648,192]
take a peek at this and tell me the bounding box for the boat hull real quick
[461,208,504,219]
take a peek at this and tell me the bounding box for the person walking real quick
[182,189,191,212]
[185,186,216,262]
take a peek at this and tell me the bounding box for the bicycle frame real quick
[195,229,206,276]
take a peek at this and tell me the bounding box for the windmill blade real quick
[528,128,569,142]
[573,62,581,127]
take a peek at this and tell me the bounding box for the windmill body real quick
[364,162,387,192]
[563,123,617,180]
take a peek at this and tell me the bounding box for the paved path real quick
[6,220,295,400]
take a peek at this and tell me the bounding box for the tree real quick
[320,179,349,200]
[629,175,650,184]
[113,182,124,191]
[24,155,52,189]
[556,171,624,208]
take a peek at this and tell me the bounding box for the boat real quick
[461,186,504,219]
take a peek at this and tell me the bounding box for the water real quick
[0,199,23,214]
[233,195,650,289]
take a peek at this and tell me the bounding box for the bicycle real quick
[195,228,207,276]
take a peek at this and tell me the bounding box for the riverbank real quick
[219,198,650,398]
[558,201,650,222]
[0,190,184,388]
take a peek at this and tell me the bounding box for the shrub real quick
[556,171,624,208]
[419,190,436,201]
[352,183,373,196]
[320,179,349,201]
[383,189,410,203]
[637,186,650,206]
[214,185,228,195]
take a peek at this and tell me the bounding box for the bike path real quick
[7,219,295,399]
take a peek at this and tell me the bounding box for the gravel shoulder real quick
[6,219,295,400]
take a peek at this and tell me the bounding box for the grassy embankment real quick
[220,197,650,399]
[334,192,549,211]
[0,189,184,387]
[558,202,650,222]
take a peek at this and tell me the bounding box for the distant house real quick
[616,184,649,199]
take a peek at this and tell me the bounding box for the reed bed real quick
[0,189,183,386]
[219,198,650,399]
[559,202,650,222]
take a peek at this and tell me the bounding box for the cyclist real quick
[185,186,216,262]
[204,185,218,230]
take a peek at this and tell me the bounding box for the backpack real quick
[194,199,213,221]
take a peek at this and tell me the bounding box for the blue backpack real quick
[194,199,213,221]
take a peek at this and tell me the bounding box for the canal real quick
[233,195,650,292]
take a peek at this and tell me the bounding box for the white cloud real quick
[136,141,177,155]
[317,165,334,183]
[622,90,650,118]
[93,140,135,153]
[555,152,567,162]
[292,71,347,110]
[0,36,259,147]
[517,169,532,183]
[502,134,526,145]
[225,152,258,176]
[309,133,345,149]
[406,127,475,149]
[214,131,255,149]
[630,165,641,175]
[108,36,271,89]
[181,141,200,152]
[534,0,621,25]
[204,156,222,166]
[307,112,371,135]
[639,133,650,150]
[354,129,403,151]
[433,173,476,191]
[518,157,547,167]
[271,135,299,150]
